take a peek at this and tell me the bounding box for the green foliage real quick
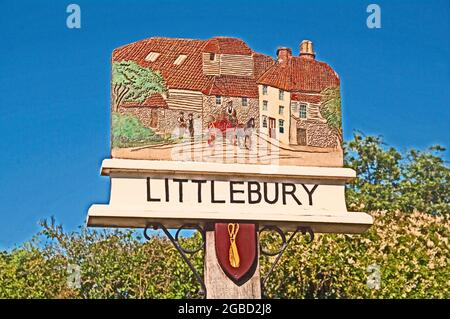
[398,146,450,216]
[320,87,342,143]
[112,61,166,111]
[112,112,163,148]
[0,212,448,299]
[345,132,449,215]
[0,218,203,299]
[345,133,402,212]
[262,211,450,299]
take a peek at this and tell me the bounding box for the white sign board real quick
[87,159,373,234]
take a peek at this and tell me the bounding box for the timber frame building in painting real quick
[112,36,343,166]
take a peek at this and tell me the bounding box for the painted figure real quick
[194,115,202,138]
[225,101,235,122]
[187,113,195,140]
[177,112,186,138]
[244,117,255,149]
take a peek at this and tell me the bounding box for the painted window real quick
[242,97,248,106]
[279,89,284,100]
[262,85,268,95]
[262,100,268,111]
[145,52,161,62]
[216,96,222,105]
[262,116,268,128]
[174,54,187,65]
[279,119,284,133]
[299,104,307,119]
[291,102,298,113]
[279,105,284,115]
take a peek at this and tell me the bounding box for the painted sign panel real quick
[110,37,343,167]
[87,37,372,235]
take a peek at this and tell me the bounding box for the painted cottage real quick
[112,37,341,149]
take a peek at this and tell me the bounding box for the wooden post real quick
[204,229,261,299]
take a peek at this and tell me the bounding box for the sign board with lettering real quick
[87,159,372,234]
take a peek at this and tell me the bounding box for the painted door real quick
[269,117,276,139]
[150,110,158,128]
[297,128,307,146]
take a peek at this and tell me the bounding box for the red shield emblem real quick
[214,223,258,285]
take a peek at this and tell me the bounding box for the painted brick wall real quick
[202,95,260,129]
[295,118,339,148]
[118,107,153,128]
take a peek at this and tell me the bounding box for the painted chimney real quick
[277,47,292,65]
[299,40,315,60]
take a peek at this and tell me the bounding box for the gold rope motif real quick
[228,223,240,268]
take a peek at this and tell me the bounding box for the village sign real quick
[87,36,373,298]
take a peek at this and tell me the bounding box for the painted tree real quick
[112,61,167,112]
[320,86,343,145]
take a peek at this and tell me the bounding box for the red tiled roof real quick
[257,56,339,93]
[113,37,209,92]
[204,37,253,55]
[202,76,259,98]
[120,93,168,108]
[291,92,322,103]
[113,37,263,97]
[113,37,339,98]
[253,53,275,79]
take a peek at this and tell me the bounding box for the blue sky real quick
[0,0,448,249]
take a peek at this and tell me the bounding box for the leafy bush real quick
[112,112,163,148]
[0,211,448,299]
[0,219,203,299]
[345,132,449,216]
[262,211,449,299]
